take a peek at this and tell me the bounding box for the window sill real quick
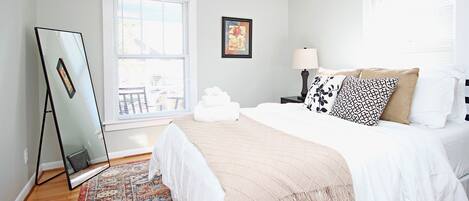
[103,113,191,132]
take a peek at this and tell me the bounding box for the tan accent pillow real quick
[317,68,362,77]
[360,68,419,124]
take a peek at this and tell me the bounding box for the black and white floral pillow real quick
[304,75,346,114]
[329,76,399,126]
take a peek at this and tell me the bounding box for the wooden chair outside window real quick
[118,87,149,115]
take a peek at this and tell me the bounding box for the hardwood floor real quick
[26,154,151,201]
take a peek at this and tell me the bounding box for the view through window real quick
[116,0,187,117]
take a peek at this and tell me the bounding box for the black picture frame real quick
[222,17,252,58]
[34,27,111,190]
[56,58,76,99]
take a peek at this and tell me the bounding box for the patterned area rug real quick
[78,160,172,201]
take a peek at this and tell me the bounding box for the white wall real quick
[456,0,469,69]
[289,0,469,73]
[0,0,39,200]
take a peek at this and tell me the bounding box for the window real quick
[102,0,196,129]
[103,0,195,123]
[363,0,455,66]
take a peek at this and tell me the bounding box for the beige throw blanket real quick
[174,115,354,201]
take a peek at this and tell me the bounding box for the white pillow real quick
[447,78,467,123]
[304,75,346,114]
[426,65,467,123]
[409,76,456,128]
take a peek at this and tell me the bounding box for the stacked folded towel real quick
[194,87,240,122]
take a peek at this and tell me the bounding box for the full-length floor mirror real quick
[35,27,110,189]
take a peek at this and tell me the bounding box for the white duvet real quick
[150,103,468,201]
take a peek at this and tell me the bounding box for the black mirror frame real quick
[34,27,110,190]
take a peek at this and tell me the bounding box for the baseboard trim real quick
[38,147,153,172]
[107,147,153,159]
[15,173,36,201]
[17,147,153,201]
[40,160,64,170]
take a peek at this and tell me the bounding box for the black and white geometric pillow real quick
[329,76,399,126]
[304,75,346,114]
[466,79,469,121]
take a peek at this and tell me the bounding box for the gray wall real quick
[197,0,291,107]
[288,0,363,69]
[36,0,293,163]
[287,0,363,95]
[35,0,111,164]
[36,0,104,115]
[0,0,39,200]
[35,0,152,162]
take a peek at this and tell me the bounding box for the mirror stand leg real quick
[35,90,65,185]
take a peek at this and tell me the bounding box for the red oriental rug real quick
[78,160,172,201]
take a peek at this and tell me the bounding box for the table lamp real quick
[292,48,319,97]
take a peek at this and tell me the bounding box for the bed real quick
[408,121,469,195]
[149,103,469,201]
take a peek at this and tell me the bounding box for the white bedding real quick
[380,120,469,180]
[431,123,469,180]
[150,103,468,201]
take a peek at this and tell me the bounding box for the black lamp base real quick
[300,69,309,97]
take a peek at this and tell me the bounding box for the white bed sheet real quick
[427,122,469,180]
[378,120,469,180]
[150,103,468,201]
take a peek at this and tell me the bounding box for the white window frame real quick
[102,0,197,131]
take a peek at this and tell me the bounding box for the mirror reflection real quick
[36,28,109,189]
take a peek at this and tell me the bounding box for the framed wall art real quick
[222,17,252,58]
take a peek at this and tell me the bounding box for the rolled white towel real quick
[204,86,223,96]
[201,92,231,107]
[194,102,240,122]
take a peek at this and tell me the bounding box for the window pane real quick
[142,0,162,21]
[116,0,123,17]
[118,0,184,56]
[122,0,140,19]
[116,18,123,54]
[164,2,184,54]
[116,0,123,54]
[118,58,185,116]
[142,0,164,54]
[122,18,142,54]
[142,21,164,54]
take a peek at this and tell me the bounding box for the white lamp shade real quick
[292,48,319,70]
